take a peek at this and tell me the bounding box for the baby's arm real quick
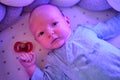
[19,52,75,80]
[19,52,48,80]
[87,13,120,40]
[19,52,37,77]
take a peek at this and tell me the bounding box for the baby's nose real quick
[47,28,54,38]
[48,32,54,38]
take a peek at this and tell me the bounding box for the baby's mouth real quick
[51,38,59,44]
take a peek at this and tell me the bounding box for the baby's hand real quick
[19,52,36,69]
[19,52,37,77]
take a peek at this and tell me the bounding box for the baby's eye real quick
[38,32,44,36]
[52,22,58,26]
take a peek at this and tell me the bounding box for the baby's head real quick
[29,4,71,50]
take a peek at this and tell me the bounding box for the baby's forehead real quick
[29,5,64,30]
[30,8,63,24]
[31,5,63,18]
[33,5,58,14]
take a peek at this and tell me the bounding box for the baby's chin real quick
[49,39,65,50]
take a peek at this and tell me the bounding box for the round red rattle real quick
[14,41,33,53]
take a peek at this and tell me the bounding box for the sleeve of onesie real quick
[31,67,44,80]
[31,67,54,80]
[31,56,71,80]
[85,13,120,40]
[93,13,120,40]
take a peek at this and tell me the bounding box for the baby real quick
[19,4,120,80]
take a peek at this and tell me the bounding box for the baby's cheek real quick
[41,40,50,46]
[36,37,43,42]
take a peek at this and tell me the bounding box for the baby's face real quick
[30,5,71,50]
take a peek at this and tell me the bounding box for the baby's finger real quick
[29,54,33,62]
[19,55,28,62]
[28,52,36,63]
[19,53,29,62]
[30,52,36,59]
[25,53,32,62]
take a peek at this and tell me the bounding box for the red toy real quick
[14,41,33,53]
